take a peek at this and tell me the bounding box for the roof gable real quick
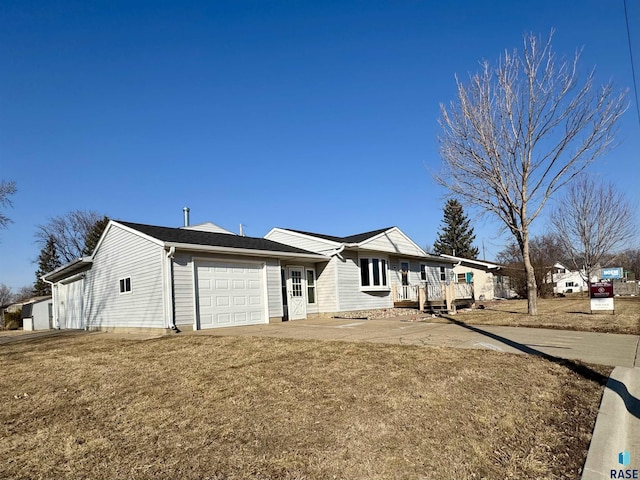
[181,222,236,235]
[286,227,395,244]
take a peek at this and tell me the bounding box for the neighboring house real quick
[22,296,53,331]
[546,262,592,294]
[43,220,459,332]
[439,255,513,300]
[265,227,457,314]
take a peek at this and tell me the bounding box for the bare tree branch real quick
[550,175,637,282]
[0,180,17,229]
[435,32,628,314]
[35,210,103,263]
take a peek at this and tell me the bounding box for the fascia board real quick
[42,257,93,282]
[110,221,166,248]
[441,254,501,270]
[165,242,329,261]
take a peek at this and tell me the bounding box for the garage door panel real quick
[196,261,265,329]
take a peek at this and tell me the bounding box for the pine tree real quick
[34,235,62,296]
[433,199,479,259]
[82,216,110,256]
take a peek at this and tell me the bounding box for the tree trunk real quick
[522,235,538,315]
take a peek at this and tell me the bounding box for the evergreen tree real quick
[433,199,479,259]
[34,235,62,296]
[82,216,110,256]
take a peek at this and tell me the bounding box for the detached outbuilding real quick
[22,296,53,331]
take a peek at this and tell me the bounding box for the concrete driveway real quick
[191,317,640,367]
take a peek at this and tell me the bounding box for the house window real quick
[306,269,316,304]
[119,277,132,294]
[439,266,446,281]
[420,264,427,281]
[360,257,388,287]
[565,281,576,287]
[457,273,467,283]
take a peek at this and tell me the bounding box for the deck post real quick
[445,283,456,314]
[391,284,397,303]
[419,286,426,311]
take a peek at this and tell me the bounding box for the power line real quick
[624,0,640,128]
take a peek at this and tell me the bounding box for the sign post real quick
[590,281,614,314]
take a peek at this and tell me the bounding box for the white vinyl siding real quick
[264,229,338,254]
[336,251,392,311]
[173,252,283,325]
[83,224,165,329]
[358,229,426,257]
[315,258,337,312]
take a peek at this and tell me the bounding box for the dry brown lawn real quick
[445,296,640,335]
[1,334,610,479]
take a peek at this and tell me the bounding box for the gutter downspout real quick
[42,277,58,329]
[165,246,179,332]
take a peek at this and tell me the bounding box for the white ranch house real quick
[43,219,464,332]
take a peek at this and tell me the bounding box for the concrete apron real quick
[582,367,640,480]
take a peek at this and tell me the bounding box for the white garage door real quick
[196,261,266,329]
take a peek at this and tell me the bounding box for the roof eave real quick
[165,242,329,261]
[43,257,93,282]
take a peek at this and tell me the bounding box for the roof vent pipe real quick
[183,207,190,227]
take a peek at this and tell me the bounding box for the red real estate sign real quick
[590,282,614,298]
[589,281,614,312]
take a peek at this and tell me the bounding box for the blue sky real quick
[1,0,639,291]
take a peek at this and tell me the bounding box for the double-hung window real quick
[306,269,316,304]
[439,266,447,281]
[420,264,427,281]
[360,257,388,288]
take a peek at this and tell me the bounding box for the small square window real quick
[119,277,132,294]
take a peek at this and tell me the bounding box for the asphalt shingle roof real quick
[117,221,320,255]
[286,227,395,244]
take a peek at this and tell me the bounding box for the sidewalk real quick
[582,366,640,479]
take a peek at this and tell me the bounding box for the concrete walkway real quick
[190,317,640,367]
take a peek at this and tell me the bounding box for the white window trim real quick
[119,276,132,295]
[359,256,390,291]
[306,268,317,305]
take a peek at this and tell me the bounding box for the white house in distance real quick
[439,254,512,300]
[43,218,457,332]
[547,262,592,294]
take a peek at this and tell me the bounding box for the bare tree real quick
[496,234,565,298]
[13,285,35,302]
[36,210,103,263]
[0,283,14,306]
[0,180,17,229]
[550,175,637,282]
[436,32,627,314]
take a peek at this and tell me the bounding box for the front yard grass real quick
[1,334,610,479]
[447,296,640,335]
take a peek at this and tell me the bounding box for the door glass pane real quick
[291,270,302,297]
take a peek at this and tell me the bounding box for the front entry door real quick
[287,267,307,320]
